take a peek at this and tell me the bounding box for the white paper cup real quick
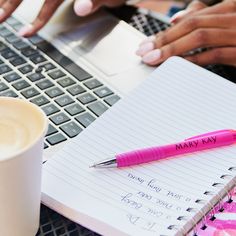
[0,97,48,236]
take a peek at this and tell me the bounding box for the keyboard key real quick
[0,42,8,51]
[44,143,49,149]
[67,85,85,96]
[9,56,26,66]
[30,95,49,106]
[65,104,85,116]
[3,72,21,82]
[94,87,113,98]
[13,41,29,50]
[21,87,40,98]
[46,133,67,146]
[27,73,45,82]
[21,47,38,57]
[57,77,75,88]
[46,124,58,136]
[104,95,121,106]
[87,101,108,117]
[36,79,54,90]
[28,35,45,45]
[11,22,24,31]
[6,17,20,26]
[0,64,11,74]
[50,112,70,125]
[45,87,64,98]
[48,69,65,80]
[34,67,44,74]
[37,42,92,81]
[77,92,96,104]
[0,82,8,92]
[60,121,83,138]
[0,28,12,37]
[1,49,18,59]
[30,54,47,64]
[55,95,74,107]
[12,80,30,91]
[75,112,95,128]
[84,79,102,89]
[39,62,55,71]
[0,90,18,97]
[42,104,60,116]
[46,133,67,145]
[18,64,33,74]
[5,34,20,44]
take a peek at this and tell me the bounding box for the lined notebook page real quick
[42,57,236,236]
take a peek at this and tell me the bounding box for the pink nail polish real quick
[139,35,156,46]
[136,42,155,56]
[170,10,186,23]
[74,0,93,16]
[0,8,5,19]
[142,49,162,64]
[18,24,33,37]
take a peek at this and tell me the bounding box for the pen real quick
[90,129,236,168]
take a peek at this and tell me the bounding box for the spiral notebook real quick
[194,186,236,236]
[42,57,236,236]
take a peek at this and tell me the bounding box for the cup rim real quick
[0,97,48,162]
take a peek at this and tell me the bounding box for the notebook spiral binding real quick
[192,166,236,236]
[167,166,236,236]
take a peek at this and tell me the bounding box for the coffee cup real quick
[0,97,48,236]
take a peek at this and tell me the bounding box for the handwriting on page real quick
[127,173,192,202]
[115,172,193,232]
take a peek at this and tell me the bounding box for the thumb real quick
[74,0,98,16]
[170,0,207,23]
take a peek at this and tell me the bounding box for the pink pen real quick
[90,129,236,168]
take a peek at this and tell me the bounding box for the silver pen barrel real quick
[90,158,117,168]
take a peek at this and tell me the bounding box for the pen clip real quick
[185,129,233,141]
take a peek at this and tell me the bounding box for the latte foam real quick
[0,98,48,161]
[0,118,30,159]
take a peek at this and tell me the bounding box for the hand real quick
[0,0,125,37]
[170,0,208,24]
[136,0,236,67]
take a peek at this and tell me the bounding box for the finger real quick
[190,0,236,16]
[18,0,63,37]
[142,29,236,65]
[0,0,22,22]
[184,47,236,66]
[170,0,207,23]
[155,14,236,49]
[74,0,124,16]
[74,0,94,16]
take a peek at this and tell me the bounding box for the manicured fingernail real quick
[170,10,187,23]
[142,49,162,64]
[18,24,33,37]
[74,0,93,16]
[0,8,5,19]
[136,42,155,56]
[139,35,156,46]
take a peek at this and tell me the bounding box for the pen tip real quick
[89,164,96,168]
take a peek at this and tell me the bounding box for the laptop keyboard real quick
[128,11,170,36]
[0,16,120,149]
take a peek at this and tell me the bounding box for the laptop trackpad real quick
[59,15,144,76]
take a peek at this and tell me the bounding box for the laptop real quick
[0,0,170,160]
